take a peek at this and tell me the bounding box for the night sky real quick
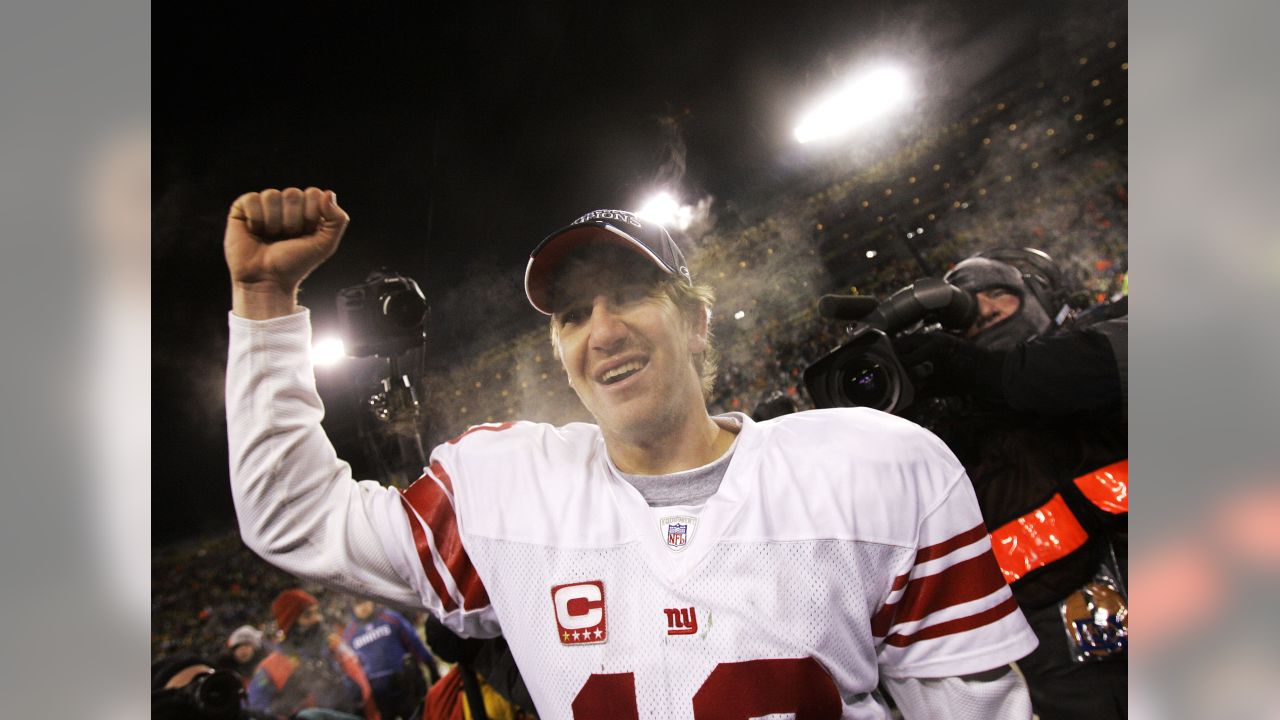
[153,0,1120,544]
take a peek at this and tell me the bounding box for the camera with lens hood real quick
[803,277,976,414]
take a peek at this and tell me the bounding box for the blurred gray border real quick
[0,0,149,716]
[1131,0,1280,716]
[0,0,1270,713]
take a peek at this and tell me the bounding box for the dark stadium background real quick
[153,0,1126,546]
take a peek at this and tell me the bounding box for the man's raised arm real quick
[222,188,424,610]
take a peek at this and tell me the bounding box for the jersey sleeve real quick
[872,432,1039,679]
[393,454,499,636]
[226,309,498,637]
[882,668,1032,720]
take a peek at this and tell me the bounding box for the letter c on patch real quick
[553,581,604,630]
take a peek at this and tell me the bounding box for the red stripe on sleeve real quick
[402,468,491,611]
[914,523,988,564]
[873,551,1009,635]
[889,571,910,592]
[884,595,1020,647]
[871,527,1001,638]
[398,494,457,613]
[871,601,896,639]
[870,571,912,637]
[428,460,454,496]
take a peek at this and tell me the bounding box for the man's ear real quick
[688,305,711,353]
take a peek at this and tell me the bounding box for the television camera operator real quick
[892,251,1127,719]
[808,248,1127,719]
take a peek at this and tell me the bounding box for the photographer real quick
[152,653,270,720]
[890,253,1128,720]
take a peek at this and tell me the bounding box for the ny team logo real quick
[660,515,697,551]
[664,606,698,635]
[551,580,607,645]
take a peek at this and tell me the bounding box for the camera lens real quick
[838,359,892,409]
[381,288,427,328]
[803,327,913,414]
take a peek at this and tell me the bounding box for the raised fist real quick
[224,187,349,295]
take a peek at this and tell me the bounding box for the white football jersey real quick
[228,311,1037,720]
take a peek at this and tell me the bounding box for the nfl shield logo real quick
[668,523,687,547]
[659,515,696,552]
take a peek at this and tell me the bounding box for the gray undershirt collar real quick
[612,416,742,508]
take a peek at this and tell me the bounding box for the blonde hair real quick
[549,278,719,400]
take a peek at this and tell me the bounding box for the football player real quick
[225,187,1038,718]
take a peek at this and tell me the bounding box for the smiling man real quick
[226,189,1038,719]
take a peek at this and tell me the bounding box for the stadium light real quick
[794,65,911,144]
[636,191,696,230]
[312,337,347,367]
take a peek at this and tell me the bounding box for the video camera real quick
[803,278,976,414]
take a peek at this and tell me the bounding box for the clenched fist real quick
[225,187,349,319]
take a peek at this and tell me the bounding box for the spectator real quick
[248,589,381,720]
[342,599,439,720]
[216,624,268,692]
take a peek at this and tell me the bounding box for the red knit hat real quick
[271,589,318,635]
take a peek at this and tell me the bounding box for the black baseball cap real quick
[524,209,692,315]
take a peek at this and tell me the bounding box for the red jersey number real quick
[572,657,841,719]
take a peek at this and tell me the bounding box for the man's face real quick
[294,604,323,631]
[965,288,1022,338]
[551,254,706,444]
[353,600,375,620]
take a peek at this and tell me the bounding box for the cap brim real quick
[524,222,672,315]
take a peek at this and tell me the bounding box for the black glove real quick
[891,332,1005,400]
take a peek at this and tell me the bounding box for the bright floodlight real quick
[312,337,347,367]
[636,191,696,230]
[794,66,911,144]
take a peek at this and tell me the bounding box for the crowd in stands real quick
[153,534,307,658]
[411,35,1127,436]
